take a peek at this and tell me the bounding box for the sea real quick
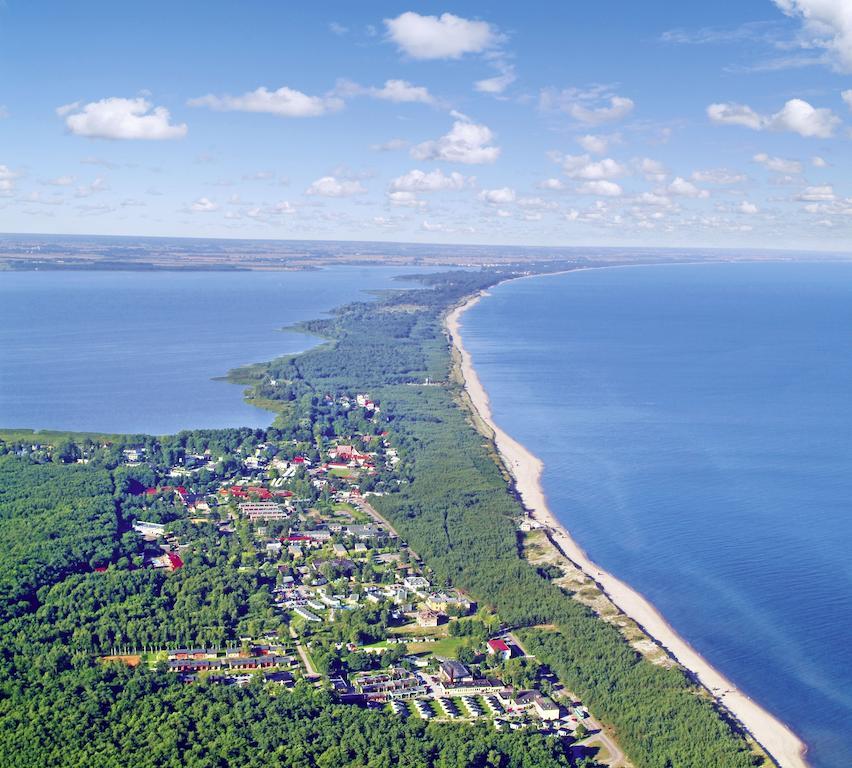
[0,266,424,435]
[461,262,852,768]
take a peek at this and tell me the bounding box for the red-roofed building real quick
[486,639,511,660]
[166,552,184,571]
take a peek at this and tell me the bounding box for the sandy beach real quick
[446,287,809,768]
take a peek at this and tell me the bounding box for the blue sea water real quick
[461,262,852,768]
[0,266,422,434]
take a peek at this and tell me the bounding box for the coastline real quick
[445,282,809,768]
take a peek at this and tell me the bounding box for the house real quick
[532,695,561,721]
[425,592,473,615]
[293,606,321,622]
[487,638,512,661]
[402,575,430,593]
[440,660,472,684]
[416,609,442,628]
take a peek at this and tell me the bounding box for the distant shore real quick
[445,277,809,768]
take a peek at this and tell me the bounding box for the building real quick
[440,660,472,684]
[416,609,443,627]
[402,575,430,593]
[487,638,512,661]
[239,501,289,522]
[133,520,165,538]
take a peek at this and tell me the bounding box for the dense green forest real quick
[0,265,763,767]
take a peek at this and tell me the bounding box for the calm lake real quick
[0,267,424,434]
[461,262,852,768]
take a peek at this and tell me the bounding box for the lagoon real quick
[0,267,421,435]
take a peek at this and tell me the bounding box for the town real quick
[58,390,605,752]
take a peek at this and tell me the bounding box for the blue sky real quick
[1,0,850,249]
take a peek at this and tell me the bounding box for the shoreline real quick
[445,277,809,768]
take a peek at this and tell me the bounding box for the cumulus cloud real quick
[371,79,434,104]
[708,98,840,137]
[797,184,836,201]
[843,89,852,109]
[538,178,565,190]
[58,97,187,140]
[305,176,367,197]
[669,177,710,198]
[738,201,759,214]
[753,153,803,174]
[474,64,516,95]
[387,191,425,208]
[389,168,468,192]
[773,0,852,72]
[411,119,500,164]
[190,197,219,212]
[479,187,516,204]
[541,87,635,125]
[578,180,623,197]
[576,134,618,154]
[635,157,667,182]
[812,155,828,167]
[385,12,498,59]
[189,86,342,117]
[557,153,627,180]
[0,165,20,195]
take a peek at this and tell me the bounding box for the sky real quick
[1,0,851,250]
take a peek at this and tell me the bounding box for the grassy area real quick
[406,635,467,657]
[0,428,134,443]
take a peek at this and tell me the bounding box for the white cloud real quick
[738,201,759,214]
[269,201,296,215]
[773,0,852,72]
[692,168,747,185]
[541,87,635,125]
[753,153,803,174]
[708,98,840,137]
[389,168,468,192]
[45,175,76,187]
[0,165,19,195]
[411,119,500,164]
[329,22,348,36]
[387,191,426,208]
[479,187,516,204]
[58,97,187,140]
[669,177,710,198]
[385,12,498,59]
[707,102,766,130]
[189,86,342,117]
[190,197,219,212]
[559,153,627,180]
[578,180,623,197]
[475,64,516,95]
[797,184,836,201]
[635,157,667,182]
[576,134,615,154]
[812,155,828,167]
[305,176,367,197]
[537,178,565,190]
[341,79,434,104]
[75,177,108,198]
[843,89,852,109]
[370,79,434,104]
[636,191,675,207]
